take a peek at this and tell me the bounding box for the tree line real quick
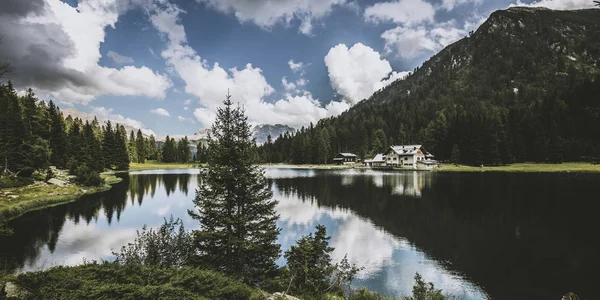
[0,82,196,186]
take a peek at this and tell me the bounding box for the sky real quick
[0,0,596,136]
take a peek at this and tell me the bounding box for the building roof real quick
[386,145,423,156]
[418,159,439,165]
[370,154,386,162]
[337,153,357,158]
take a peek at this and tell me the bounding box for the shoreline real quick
[433,162,600,173]
[0,175,123,222]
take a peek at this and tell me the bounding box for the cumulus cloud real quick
[381,20,469,59]
[0,0,171,105]
[282,76,296,91]
[512,0,597,9]
[441,0,481,10]
[288,59,305,73]
[197,0,347,35]
[107,50,134,64]
[177,115,186,121]
[151,108,170,117]
[324,43,409,104]
[183,99,192,105]
[364,0,435,25]
[152,5,349,128]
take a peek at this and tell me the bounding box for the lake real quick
[1,168,599,299]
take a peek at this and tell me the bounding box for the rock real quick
[268,293,300,300]
[81,189,88,193]
[9,195,18,199]
[4,282,31,299]
[47,178,66,187]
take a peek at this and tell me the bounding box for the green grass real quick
[129,161,200,171]
[3,262,265,300]
[261,163,361,170]
[435,162,600,173]
[0,173,122,222]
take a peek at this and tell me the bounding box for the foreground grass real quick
[129,161,200,171]
[2,262,265,300]
[435,162,600,173]
[0,173,122,222]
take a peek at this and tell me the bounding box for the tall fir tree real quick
[102,120,115,169]
[189,94,280,284]
[47,101,68,168]
[128,130,138,164]
[147,134,157,161]
[115,125,130,170]
[136,129,146,163]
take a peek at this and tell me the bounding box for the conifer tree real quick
[128,130,138,163]
[136,129,146,163]
[48,102,68,168]
[102,121,115,169]
[115,125,130,170]
[189,94,280,284]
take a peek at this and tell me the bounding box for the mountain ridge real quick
[261,7,600,165]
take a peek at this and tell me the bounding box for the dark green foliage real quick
[71,164,104,186]
[12,263,261,300]
[283,225,361,298]
[136,129,146,163]
[189,94,280,285]
[372,129,388,155]
[177,136,191,163]
[115,125,130,170]
[450,144,460,165]
[259,8,600,165]
[405,273,446,300]
[128,130,138,163]
[160,136,177,163]
[114,216,194,267]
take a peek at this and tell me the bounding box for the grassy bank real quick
[261,163,360,170]
[1,263,265,300]
[129,161,200,171]
[0,173,122,222]
[435,162,600,173]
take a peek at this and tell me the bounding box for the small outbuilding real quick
[333,153,358,165]
[364,154,386,167]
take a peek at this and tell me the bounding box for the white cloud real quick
[364,0,435,25]
[282,76,296,91]
[512,0,596,9]
[381,20,468,59]
[0,0,171,105]
[91,106,156,136]
[183,99,192,105]
[183,106,189,111]
[197,0,348,35]
[177,115,186,121]
[153,5,348,128]
[151,108,170,117]
[324,43,409,104]
[288,59,305,73]
[107,50,134,64]
[441,0,481,10]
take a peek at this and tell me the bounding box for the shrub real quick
[113,216,194,267]
[405,273,446,300]
[71,164,104,186]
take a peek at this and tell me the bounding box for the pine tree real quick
[189,94,280,284]
[83,121,104,172]
[128,130,138,163]
[115,125,130,170]
[450,144,460,165]
[102,121,115,169]
[1,83,26,172]
[371,129,388,155]
[148,135,157,160]
[136,129,146,163]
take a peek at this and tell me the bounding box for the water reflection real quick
[1,169,598,300]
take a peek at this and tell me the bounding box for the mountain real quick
[262,7,600,165]
[252,124,295,144]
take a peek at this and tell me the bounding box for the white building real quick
[383,145,439,170]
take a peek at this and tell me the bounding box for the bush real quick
[405,273,446,300]
[16,167,35,178]
[71,164,104,186]
[0,175,33,188]
[113,216,193,267]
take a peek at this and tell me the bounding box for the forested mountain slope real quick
[262,7,600,165]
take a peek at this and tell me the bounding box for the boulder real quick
[46,178,66,187]
[268,292,300,300]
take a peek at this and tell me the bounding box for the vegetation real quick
[189,94,281,285]
[6,263,264,300]
[258,8,600,166]
[436,162,600,172]
[0,173,121,221]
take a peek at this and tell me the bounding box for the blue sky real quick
[1,0,595,136]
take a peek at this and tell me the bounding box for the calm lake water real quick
[1,168,599,299]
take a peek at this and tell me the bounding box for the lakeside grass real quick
[0,173,122,222]
[435,162,600,173]
[261,163,359,170]
[129,161,200,171]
